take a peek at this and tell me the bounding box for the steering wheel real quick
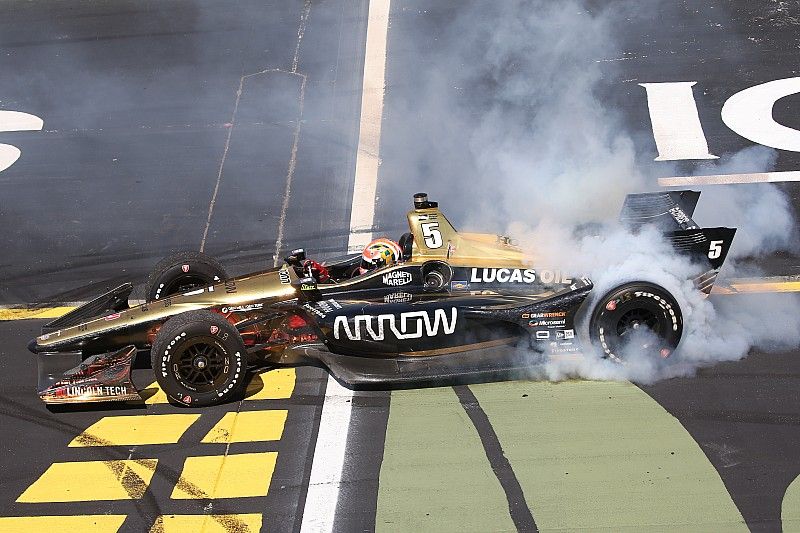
[302,259,330,282]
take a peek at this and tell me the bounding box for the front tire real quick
[589,282,683,362]
[151,310,247,407]
[145,251,227,301]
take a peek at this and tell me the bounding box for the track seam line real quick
[202,0,311,257]
[273,0,312,266]
[200,76,244,253]
[205,399,245,506]
[291,0,313,74]
[273,74,308,267]
[453,385,538,533]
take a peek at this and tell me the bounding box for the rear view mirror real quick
[284,248,306,266]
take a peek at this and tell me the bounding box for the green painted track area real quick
[377,380,748,532]
[784,477,800,532]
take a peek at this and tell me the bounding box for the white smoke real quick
[517,220,800,383]
[692,146,796,259]
[384,0,800,382]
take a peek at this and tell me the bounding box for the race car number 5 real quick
[421,222,443,248]
[708,240,724,259]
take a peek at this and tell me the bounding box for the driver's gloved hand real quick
[302,259,330,282]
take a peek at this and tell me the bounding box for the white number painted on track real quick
[708,240,723,260]
[721,78,800,153]
[421,222,443,248]
[640,82,718,161]
[0,111,44,173]
[642,77,800,159]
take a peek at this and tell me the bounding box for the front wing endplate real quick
[38,346,141,404]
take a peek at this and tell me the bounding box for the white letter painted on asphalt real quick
[0,111,44,173]
[0,144,21,173]
[722,77,800,153]
[640,82,718,161]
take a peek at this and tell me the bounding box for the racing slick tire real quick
[151,310,247,407]
[145,251,227,301]
[589,282,683,363]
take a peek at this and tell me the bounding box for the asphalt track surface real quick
[2,1,800,532]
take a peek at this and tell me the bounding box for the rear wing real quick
[620,190,701,231]
[620,190,736,294]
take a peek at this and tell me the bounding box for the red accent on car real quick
[287,314,308,329]
[660,348,671,358]
[605,300,617,311]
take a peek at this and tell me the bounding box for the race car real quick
[28,192,735,407]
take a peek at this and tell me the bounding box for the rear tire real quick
[589,282,683,362]
[151,310,247,407]
[145,251,227,301]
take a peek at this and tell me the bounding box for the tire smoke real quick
[381,0,800,382]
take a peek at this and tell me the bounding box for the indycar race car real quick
[28,192,735,406]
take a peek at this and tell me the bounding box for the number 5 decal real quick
[708,240,724,259]
[421,222,443,248]
[0,111,44,173]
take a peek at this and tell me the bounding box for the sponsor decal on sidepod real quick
[334,308,457,341]
[384,292,413,304]
[222,303,265,313]
[382,270,412,286]
[470,268,574,284]
[471,268,536,283]
[450,280,470,291]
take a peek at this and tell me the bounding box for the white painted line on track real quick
[301,2,391,531]
[659,170,800,187]
[300,375,355,532]
[346,0,391,254]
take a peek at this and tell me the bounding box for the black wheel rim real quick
[174,337,227,392]
[616,307,661,339]
[161,274,209,298]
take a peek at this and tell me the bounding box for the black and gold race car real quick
[28,192,735,407]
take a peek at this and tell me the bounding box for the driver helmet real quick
[358,238,403,275]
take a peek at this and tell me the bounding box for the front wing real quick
[37,346,141,404]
